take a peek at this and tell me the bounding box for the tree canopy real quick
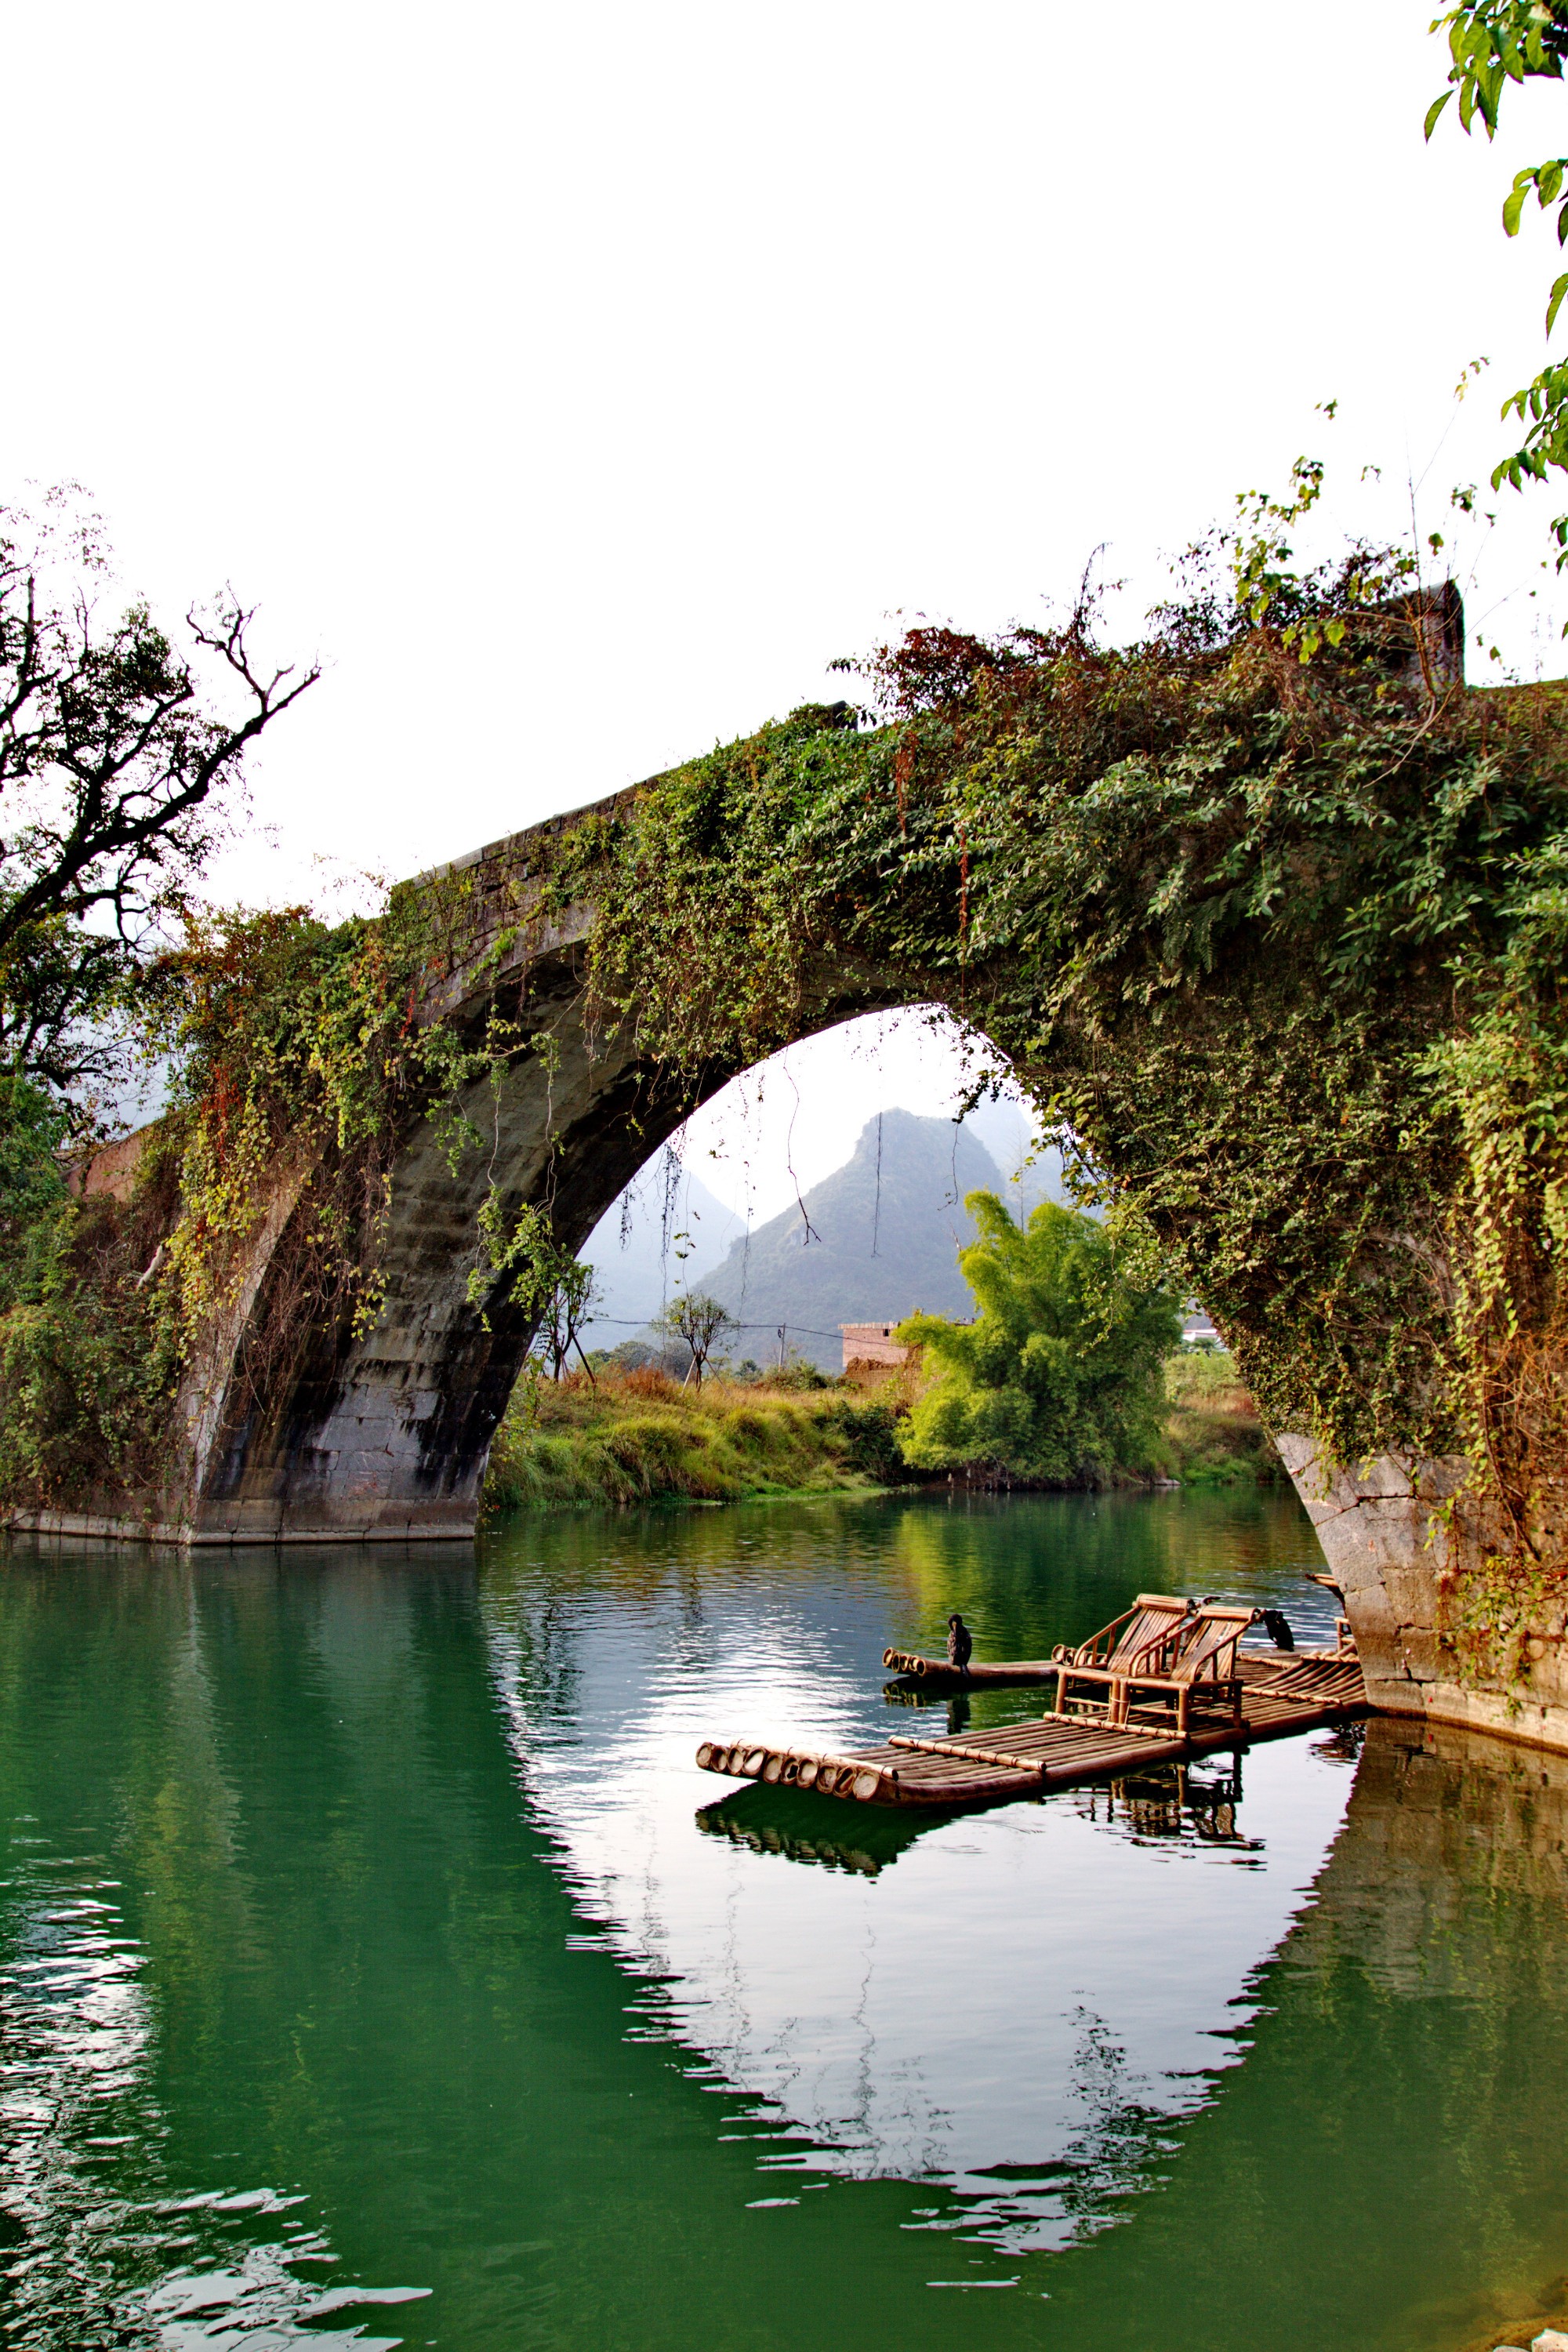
[654,1291,735,1386]
[0,489,318,1108]
[895,1193,1181,1483]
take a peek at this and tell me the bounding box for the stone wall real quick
[1278,1432,1568,1755]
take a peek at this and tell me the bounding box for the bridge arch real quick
[47,596,1568,1755]
[172,800,924,1541]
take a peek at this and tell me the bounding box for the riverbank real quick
[481,1350,1282,1514]
[1162,1348,1285,1485]
[481,1368,905,1512]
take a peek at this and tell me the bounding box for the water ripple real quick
[0,1838,428,2350]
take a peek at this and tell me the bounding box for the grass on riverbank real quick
[1163,1348,1285,1486]
[481,1348,1282,1515]
[481,1367,906,1513]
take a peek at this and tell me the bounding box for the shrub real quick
[897,1194,1181,1484]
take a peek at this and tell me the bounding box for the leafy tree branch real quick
[0,488,319,1098]
[1428,3,1568,545]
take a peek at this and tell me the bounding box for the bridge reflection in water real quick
[1037,1717,1568,2352]
[0,1499,1565,2352]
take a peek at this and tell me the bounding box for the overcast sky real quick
[11,2,1568,1202]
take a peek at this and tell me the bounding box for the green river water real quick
[2,1488,1567,2352]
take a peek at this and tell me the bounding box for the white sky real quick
[673,1009,1036,1220]
[9,1,1568,1181]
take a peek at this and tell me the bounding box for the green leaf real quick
[1547,271,1568,338]
[1425,89,1454,139]
[1504,182,1529,234]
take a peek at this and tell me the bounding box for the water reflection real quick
[478,1493,1356,2216]
[1072,1757,1259,1854]
[696,1786,934,1875]
[1040,1716,1568,2352]
[0,1552,471,2350]
[695,1757,1260,1880]
[0,1497,1564,2352]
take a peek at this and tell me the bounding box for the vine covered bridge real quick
[26,720,1568,1758]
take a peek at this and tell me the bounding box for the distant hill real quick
[579,1107,1073,1370]
[702,1109,1004,1370]
[579,1149,745,1339]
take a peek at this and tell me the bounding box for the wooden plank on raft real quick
[695,1650,1369,1809]
[888,1734,1047,1773]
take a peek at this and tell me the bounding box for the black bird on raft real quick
[946,1613,973,1675]
[1260,1609,1295,1651]
[1198,1595,1294,1650]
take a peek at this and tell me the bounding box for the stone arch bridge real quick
[80,790,910,1544]
[50,750,1568,1756]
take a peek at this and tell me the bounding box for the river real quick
[2,1489,1566,2351]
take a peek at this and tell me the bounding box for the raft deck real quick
[695,1650,1367,1809]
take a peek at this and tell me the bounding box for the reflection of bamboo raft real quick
[695,1794,924,1877]
[882,1647,1059,1686]
[696,1653,1367,1810]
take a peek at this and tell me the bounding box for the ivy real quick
[0,1072,179,1506]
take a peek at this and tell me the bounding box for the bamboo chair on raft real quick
[1050,1594,1259,1737]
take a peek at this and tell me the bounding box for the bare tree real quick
[653,1290,735,1387]
[0,487,319,1093]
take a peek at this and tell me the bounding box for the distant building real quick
[1181,1312,1220,1345]
[840,1322,913,1370]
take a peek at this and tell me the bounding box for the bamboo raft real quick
[882,1647,1060,1686]
[695,1650,1367,1809]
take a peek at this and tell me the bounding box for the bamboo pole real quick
[887,1734,1045,1773]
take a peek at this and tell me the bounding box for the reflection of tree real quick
[482,1490,906,1588]
[884,1487,1320,1664]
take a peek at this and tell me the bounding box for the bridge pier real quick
[1278,1436,1568,1755]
